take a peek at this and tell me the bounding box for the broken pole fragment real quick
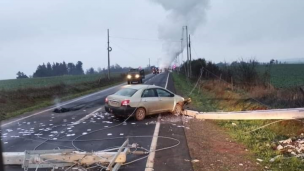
[182,108,304,120]
[3,139,130,171]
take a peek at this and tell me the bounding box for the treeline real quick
[33,61,84,77]
[16,61,140,79]
[86,64,131,75]
[179,58,221,78]
[181,58,279,87]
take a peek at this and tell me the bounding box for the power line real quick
[111,41,141,59]
[110,36,180,42]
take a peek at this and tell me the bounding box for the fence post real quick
[231,77,234,91]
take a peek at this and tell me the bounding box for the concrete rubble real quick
[275,134,304,158]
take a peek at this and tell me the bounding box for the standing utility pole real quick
[189,34,192,78]
[185,26,190,78]
[107,29,112,80]
[149,58,150,68]
[180,27,183,72]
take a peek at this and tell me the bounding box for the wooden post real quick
[231,77,234,91]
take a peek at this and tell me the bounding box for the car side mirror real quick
[170,94,175,97]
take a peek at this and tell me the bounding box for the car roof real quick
[124,84,160,90]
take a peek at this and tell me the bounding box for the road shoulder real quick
[154,73,194,171]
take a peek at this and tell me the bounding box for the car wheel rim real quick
[137,109,145,119]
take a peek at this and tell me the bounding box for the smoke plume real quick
[151,0,210,68]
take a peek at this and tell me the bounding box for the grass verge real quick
[1,79,124,121]
[173,73,304,171]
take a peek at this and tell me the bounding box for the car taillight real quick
[105,97,108,103]
[121,100,130,106]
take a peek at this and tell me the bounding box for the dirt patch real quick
[184,119,261,171]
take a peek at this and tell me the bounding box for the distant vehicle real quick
[105,85,187,120]
[152,67,159,74]
[126,68,145,84]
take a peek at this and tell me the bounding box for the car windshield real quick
[114,88,137,97]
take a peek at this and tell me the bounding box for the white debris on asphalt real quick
[6,129,13,132]
[146,121,156,125]
[67,134,75,137]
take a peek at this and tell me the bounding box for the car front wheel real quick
[172,104,182,115]
[135,108,146,121]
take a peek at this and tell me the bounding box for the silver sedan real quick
[105,85,185,120]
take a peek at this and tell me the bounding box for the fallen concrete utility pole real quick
[3,139,129,171]
[182,108,304,120]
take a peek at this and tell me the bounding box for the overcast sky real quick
[1,0,304,80]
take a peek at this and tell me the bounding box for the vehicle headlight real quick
[135,74,140,78]
[127,75,132,79]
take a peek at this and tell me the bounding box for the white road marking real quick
[165,72,170,89]
[1,83,125,127]
[145,72,170,171]
[145,115,161,171]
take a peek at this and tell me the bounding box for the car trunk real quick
[108,95,129,107]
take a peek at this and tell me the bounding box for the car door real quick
[141,88,161,114]
[156,88,175,112]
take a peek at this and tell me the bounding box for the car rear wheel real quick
[135,108,146,121]
[172,104,182,115]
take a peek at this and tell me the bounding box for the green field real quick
[257,64,304,88]
[0,73,122,91]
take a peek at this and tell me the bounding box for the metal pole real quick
[189,34,192,78]
[149,58,150,68]
[181,27,184,73]
[107,29,111,80]
[185,26,189,77]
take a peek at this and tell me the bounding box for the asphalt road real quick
[1,72,192,171]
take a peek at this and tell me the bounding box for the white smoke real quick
[151,0,210,68]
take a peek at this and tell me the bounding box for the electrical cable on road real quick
[25,79,182,170]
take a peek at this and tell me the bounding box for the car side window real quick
[156,89,173,97]
[142,89,157,97]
